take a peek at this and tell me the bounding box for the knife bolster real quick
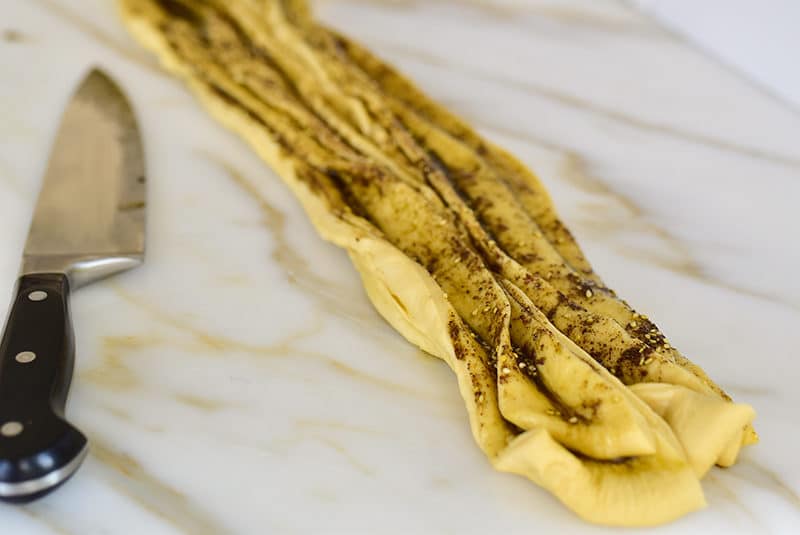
[21,255,143,289]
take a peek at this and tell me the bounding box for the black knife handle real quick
[0,273,87,503]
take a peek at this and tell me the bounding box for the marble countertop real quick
[1,0,799,533]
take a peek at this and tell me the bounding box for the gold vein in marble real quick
[328,0,527,20]
[2,29,29,43]
[262,432,377,476]
[559,154,800,311]
[109,285,442,401]
[724,384,774,397]
[174,393,231,411]
[477,123,800,311]
[82,335,162,391]
[98,404,166,434]
[740,460,800,510]
[202,152,382,327]
[30,0,163,75]
[327,359,450,403]
[373,40,800,168]
[558,153,709,276]
[703,473,760,523]
[315,436,375,476]
[327,0,661,35]
[111,285,326,357]
[90,439,229,535]
[294,418,390,437]
[17,507,75,535]
[308,486,338,503]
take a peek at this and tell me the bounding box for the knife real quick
[0,68,146,502]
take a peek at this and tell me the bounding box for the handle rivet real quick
[28,290,48,302]
[1,422,23,437]
[15,351,36,364]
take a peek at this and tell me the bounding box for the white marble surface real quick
[634,0,800,111]
[1,0,799,533]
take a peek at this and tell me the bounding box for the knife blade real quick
[0,68,146,502]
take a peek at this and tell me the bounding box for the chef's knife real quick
[0,68,145,502]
